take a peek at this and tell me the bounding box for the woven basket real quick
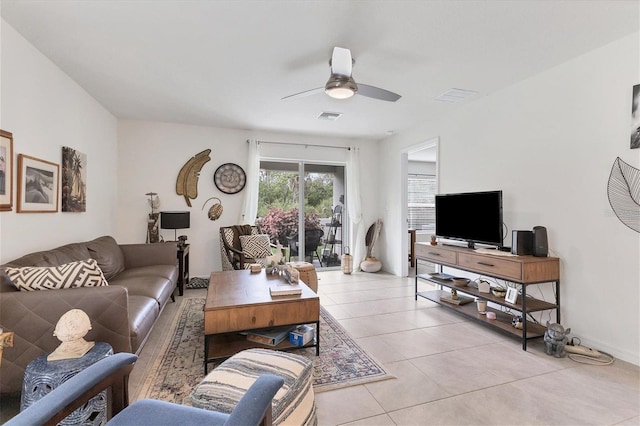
[202,197,223,220]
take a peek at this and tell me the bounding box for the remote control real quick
[565,344,600,357]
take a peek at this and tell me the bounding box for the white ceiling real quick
[1,1,638,140]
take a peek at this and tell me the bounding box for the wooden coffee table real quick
[203,269,320,373]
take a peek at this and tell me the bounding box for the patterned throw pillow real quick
[5,258,109,291]
[239,234,272,260]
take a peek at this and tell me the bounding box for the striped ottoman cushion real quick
[190,349,316,425]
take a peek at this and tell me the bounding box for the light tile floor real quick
[130,269,639,426]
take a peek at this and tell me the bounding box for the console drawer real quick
[458,253,521,281]
[415,244,457,265]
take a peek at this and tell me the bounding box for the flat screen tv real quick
[435,190,503,249]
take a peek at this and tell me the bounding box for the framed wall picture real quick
[17,154,60,213]
[0,130,14,211]
[61,146,87,212]
[632,84,640,149]
[505,287,518,304]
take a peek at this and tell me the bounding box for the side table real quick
[21,342,113,425]
[177,244,190,296]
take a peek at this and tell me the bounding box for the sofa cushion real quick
[113,265,178,283]
[3,242,92,268]
[87,236,125,281]
[5,258,108,291]
[126,295,160,353]
[240,234,272,259]
[110,273,174,309]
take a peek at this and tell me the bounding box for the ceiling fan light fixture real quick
[325,76,357,99]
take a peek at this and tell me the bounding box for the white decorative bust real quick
[47,309,95,361]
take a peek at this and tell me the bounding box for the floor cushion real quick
[190,348,316,425]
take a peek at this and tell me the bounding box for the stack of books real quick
[439,294,474,305]
[246,326,295,346]
[269,283,302,297]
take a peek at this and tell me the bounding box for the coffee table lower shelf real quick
[204,321,320,374]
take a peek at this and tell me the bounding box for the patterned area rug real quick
[135,297,393,404]
[185,276,209,289]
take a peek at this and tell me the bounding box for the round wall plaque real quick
[214,163,246,194]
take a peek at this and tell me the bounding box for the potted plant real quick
[361,219,383,272]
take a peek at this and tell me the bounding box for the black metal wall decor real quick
[607,157,640,232]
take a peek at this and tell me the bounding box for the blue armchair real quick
[6,353,284,426]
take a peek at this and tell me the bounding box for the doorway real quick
[402,139,438,276]
[257,160,346,269]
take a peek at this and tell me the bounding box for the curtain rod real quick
[248,139,350,151]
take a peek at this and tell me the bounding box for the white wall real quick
[408,160,436,176]
[379,33,640,364]
[0,20,118,263]
[116,120,379,277]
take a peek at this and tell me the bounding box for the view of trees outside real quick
[256,169,335,245]
[257,169,334,218]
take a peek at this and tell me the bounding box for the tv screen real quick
[435,190,503,248]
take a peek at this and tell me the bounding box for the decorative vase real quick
[147,213,159,243]
[341,246,353,274]
[360,257,382,273]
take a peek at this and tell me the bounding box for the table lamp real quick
[160,211,190,241]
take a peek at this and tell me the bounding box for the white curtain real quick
[239,139,260,224]
[346,146,365,270]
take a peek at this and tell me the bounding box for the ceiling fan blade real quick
[331,47,352,77]
[281,87,324,101]
[357,84,402,102]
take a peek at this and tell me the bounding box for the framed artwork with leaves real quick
[61,146,87,212]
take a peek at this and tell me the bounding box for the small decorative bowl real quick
[452,278,470,287]
[491,287,507,298]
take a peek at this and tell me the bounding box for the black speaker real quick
[532,226,548,257]
[511,230,533,255]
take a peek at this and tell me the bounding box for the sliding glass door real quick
[257,161,346,269]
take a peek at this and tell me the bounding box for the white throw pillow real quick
[5,258,109,291]
[239,234,272,259]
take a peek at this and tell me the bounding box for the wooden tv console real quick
[414,243,560,350]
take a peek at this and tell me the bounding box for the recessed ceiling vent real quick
[317,111,343,121]
[435,88,478,103]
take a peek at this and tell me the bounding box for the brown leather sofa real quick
[0,236,178,396]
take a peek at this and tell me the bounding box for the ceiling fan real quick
[282,47,401,102]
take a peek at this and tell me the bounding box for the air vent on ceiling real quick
[435,88,478,103]
[317,111,343,121]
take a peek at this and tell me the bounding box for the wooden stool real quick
[190,348,316,426]
[289,261,318,293]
